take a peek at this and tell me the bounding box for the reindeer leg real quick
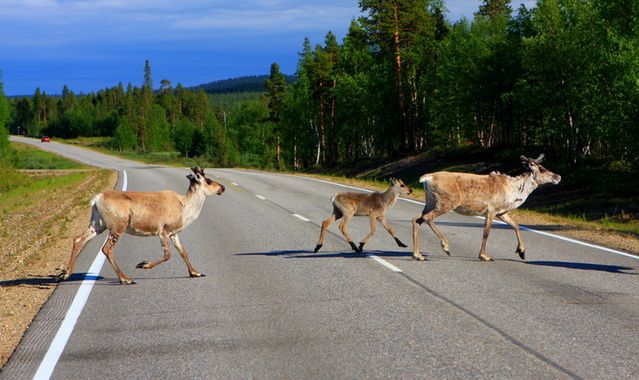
[137,231,172,269]
[479,213,495,262]
[378,215,407,248]
[412,214,427,261]
[101,228,135,284]
[61,226,98,281]
[358,216,378,252]
[315,211,341,253]
[497,213,526,260]
[338,213,360,253]
[413,208,449,261]
[62,206,106,281]
[427,216,450,256]
[171,235,204,278]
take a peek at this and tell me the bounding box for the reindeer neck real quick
[512,172,539,199]
[182,186,207,227]
[382,185,400,207]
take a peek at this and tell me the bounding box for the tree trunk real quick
[276,133,281,168]
[319,80,326,163]
[566,104,578,165]
[392,3,408,152]
[329,78,337,162]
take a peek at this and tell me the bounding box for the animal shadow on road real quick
[524,260,637,275]
[435,221,572,232]
[0,273,104,288]
[235,249,414,259]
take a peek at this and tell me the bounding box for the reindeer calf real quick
[314,178,412,253]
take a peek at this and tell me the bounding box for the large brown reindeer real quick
[314,178,412,253]
[412,154,561,261]
[61,167,225,284]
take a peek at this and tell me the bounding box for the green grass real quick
[64,137,194,167]
[0,166,26,194]
[0,172,89,213]
[10,142,86,170]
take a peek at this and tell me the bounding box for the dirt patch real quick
[0,169,117,368]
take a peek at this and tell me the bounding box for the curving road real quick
[3,136,639,379]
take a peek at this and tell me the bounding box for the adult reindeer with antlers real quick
[61,167,225,284]
[412,154,561,262]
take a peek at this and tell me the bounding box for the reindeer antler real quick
[191,167,206,176]
[533,154,545,163]
[521,154,545,164]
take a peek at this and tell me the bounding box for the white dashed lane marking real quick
[292,214,310,222]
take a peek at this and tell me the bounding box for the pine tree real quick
[475,0,512,19]
[143,60,153,90]
[324,31,340,162]
[265,62,287,167]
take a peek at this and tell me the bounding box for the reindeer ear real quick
[520,155,530,163]
[186,174,196,181]
[534,154,545,163]
[191,167,199,174]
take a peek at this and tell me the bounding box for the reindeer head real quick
[187,167,225,195]
[520,154,561,185]
[390,178,413,195]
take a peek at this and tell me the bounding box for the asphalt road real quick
[3,136,639,379]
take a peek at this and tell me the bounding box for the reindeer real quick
[314,178,412,253]
[60,167,225,284]
[412,154,561,262]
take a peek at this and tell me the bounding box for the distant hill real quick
[193,75,297,94]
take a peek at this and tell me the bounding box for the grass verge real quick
[11,142,88,170]
[0,169,117,368]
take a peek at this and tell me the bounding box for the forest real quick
[1,0,639,172]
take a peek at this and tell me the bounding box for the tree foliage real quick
[4,0,639,171]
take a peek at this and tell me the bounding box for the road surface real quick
[3,136,639,379]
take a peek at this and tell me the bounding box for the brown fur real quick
[315,179,412,253]
[61,167,225,284]
[412,154,561,261]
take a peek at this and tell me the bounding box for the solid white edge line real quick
[295,174,638,261]
[231,182,239,186]
[33,169,128,380]
[255,195,266,200]
[367,254,403,273]
[292,214,310,222]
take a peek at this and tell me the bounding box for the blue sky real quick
[0,1,535,95]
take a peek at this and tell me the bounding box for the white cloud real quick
[172,5,359,32]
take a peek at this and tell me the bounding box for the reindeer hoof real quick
[394,237,408,248]
[479,255,493,262]
[136,261,150,269]
[190,272,206,278]
[349,241,362,253]
[313,244,322,253]
[358,242,365,252]
[412,253,426,261]
[120,279,137,285]
[58,270,69,281]
[517,248,526,260]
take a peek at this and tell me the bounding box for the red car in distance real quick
[41,136,50,142]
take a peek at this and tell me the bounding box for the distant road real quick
[3,136,639,379]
